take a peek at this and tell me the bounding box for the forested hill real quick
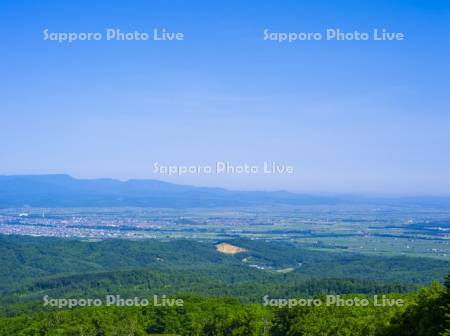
[0,278,449,336]
[0,235,449,335]
[0,235,448,306]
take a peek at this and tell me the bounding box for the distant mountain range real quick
[0,174,449,208]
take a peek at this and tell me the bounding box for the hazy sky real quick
[1,0,449,195]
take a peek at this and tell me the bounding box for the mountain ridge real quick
[0,174,449,208]
[0,174,331,207]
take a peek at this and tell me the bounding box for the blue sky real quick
[1,0,449,195]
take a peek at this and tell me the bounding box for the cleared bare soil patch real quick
[216,242,247,254]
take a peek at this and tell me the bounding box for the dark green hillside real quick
[2,267,414,308]
[2,235,449,285]
[229,238,449,283]
[0,280,448,336]
[0,235,448,310]
[0,235,236,290]
[0,235,449,335]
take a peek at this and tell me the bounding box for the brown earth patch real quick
[215,242,247,254]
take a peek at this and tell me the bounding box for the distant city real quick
[1,205,448,259]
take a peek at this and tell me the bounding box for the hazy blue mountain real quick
[0,174,449,208]
[0,174,334,207]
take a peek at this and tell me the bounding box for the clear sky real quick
[1,0,449,195]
